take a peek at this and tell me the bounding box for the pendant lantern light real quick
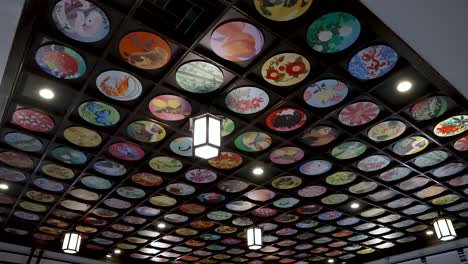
[62,232,81,254]
[191,113,223,159]
[433,215,457,241]
[246,225,263,250]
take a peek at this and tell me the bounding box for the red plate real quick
[265,107,307,132]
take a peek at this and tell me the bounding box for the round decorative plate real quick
[210,21,264,61]
[454,135,468,151]
[215,225,237,234]
[4,227,28,236]
[176,61,223,93]
[127,120,166,144]
[52,209,80,219]
[148,95,192,121]
[34,44,86,79]
[265,108,307,132]
[449,175,468,187]
[185,169,217,183]
[269,146,304,165]
[368,120,406,142]
[81,176,112,190]
[108,142,145,161]
[326,171,357,186]
[198,192,226,203]
[402,205,430,215]
[217,179,248,193]
[180,203,206,214]
[398,176,429,190]
[96,70,142,101]
[297,204,322,215]
[19,201,47,212]
[135,206,160,216]
[253,0,313,21]
[303,79,348,108]
[0,194,13,205]
[70,188,100,201]
[166,183,195,196]
[93,208,118,218]
[411,96,448,121]
[301,126,338,146]
[315,225,337,233]
[415,186,446,199]
[318,211,342,220]
[360,208,385,218]
[64,126,101,147]
[272,176,302,189]
[119,31,171,70]
[295,219,318,229]
[245,189,276,202]
[378,166,411,182]
[164,213,188,223]
[78,101,120,127]
[124,216,146,225]
[261,53,310,86]
[117,186,146,199]
[307,12,361,53]
[12,108,54,132]
[169,137,193,156]
[138,230,160,237]
[208,152,243,169]
[331,141,366,160]
[33,178,64,192]
[235,132,272,152]
[207,210,232,221]
[0,151,33,169]
[321,194,349,205]
[41,163,74,180]
[14,210,40,221]
[432,162,465,177]
[221,116,235,136]
[357,155,391,172]
[51,146,86,165]
[131,173,163,187]
[225,86,269,114]
[368,189,396,201]
[61,200,90,211]
[414,150,448,167]
[0,167,26,182]
[93,160,126,176]
[299,160,332,175]
[298,185,327,198]
[226,201,255,212]
[102,231,123,239]
[434,115,468,137]
[339,101,380,126]
[149,156,183,173]
[252,207,278,218]
[348,45,398,80]
[4,132,42,152]
[273,197,300,208]
[392,136,429,156]
[349,181,378,194]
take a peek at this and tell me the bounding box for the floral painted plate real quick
[331,141,366,160]
[61,200,91,211]
[273,197,300,208]
[225,86,269,114]
[185,169,217,183]
[360,208,385,218]
[432,162,465,177]
[131,173,163,187]
[176,61,223,93]
[127,120,166,143]
[210,21,264,62]
[357,155,391,172]
[245,189,276,202]
[415,186,446,199]
[253,0,313,21]
[272,175,302,189]
[78,101,120,127]
[378,167,411,182]
[215,226,238,234]
[164,213,188,223]
[265,108,307,131]
[349,181,378,194]
[108,142,144,161]
[398,176,429,190]
[232,217,254,227]
[454,135,468,151]
[338,101,380,126]
[410,96,448,121]
[303,79,348,108]
[321,194,349,205]
[368,189,396,201]
[326,171,357,185]
[297,204,322,215]
[307,12,361,53]
[12,108,54,133]
[14,210,40,221]
[208,152,242,169]
[4,132,43,152]
[298,185,327,198]
[402,204,430,215]
[41,163,74,180]
[93,208,118,218]
[81,176,112,190]
[207,210,232,221]
[198,192,226,203]
[33,178,64,192]
[180,203,206,214]
[368,120,406,142]
[348,45,398,80]
[19,201,48,213]
[119,31,171,70]
[149,156,183,173]
[70,188,100,201]
[93,160,126,176]
[135,206,160,216]
[117,186,145,199]
[0,151,33,169]
[169,137,193,157]
[448,175,468,187]
[226,201,255,212]
[414,150,449,167]
[318,210,342,220]
[301,126,338,146]
[434,115,468,137]
[252,207,278,218]
[299,160,332,175]
[34,44,86,79]
[64,126,101,147]
[387,198,412,209]
[52,209,80,219]
[51,146,87,165]
[269,146,304,164]
[217,179,249,193]
[0,167,26,182]
[102,231,123,239]
[392,136,429,156]
[96,70,142,101]
[261,53,310,86]
[166,183,195,196]
[149,95,192,121]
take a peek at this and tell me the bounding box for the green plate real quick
[78,101,120,127]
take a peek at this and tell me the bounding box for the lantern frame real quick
[190,113,223,159]
[62,232,81,254]
[433,216,457,241]
[246,226,263,250]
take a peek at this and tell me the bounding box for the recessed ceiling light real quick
[0,184,8,190]
[113,249,121,254]
[350,202,360,209]
[252,167,264,175]
[157,222,166,229]
[106,254,112,258]
[328,259,334,263]
[39,88,55,99]
[397,80,412,92]
[426,230,434,236]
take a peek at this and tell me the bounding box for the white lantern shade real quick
[433,217,457,241]
[192,113,222,159]
[62,232,81,254]
[247,226,262,250]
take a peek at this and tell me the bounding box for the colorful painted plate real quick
[307,12,361,53]
[19,201,47,212]
[131,173,163,187]
[252,207,278,218]
[245,189,276,202]
[368,120,406,142]
[410,96,448,121]
[339,101,380,126]
[119,31,171,70]
[398,176,429,190]
[217,179,249,193]
[357,155,391,172]
[123,215,146,225]
[349,181,378,194]
[169,137,192,156]
[368,189,396,201]
[354,223,376,230]
[402,204,430,215]
[33,177,64,192]
[4,227,28,236]
[4,132,43,152]
[138,230,160,237]
[326,171,357,185]
[127,121,166,144]
[93,208,118,218]
[41,163,74,180]
[301,126,338,146]
[321,194,349,205]
[298,185,326,198]
[52,209,80,219]
[102,231,123,239]
[64,126,101,147]
[61,199,90,211]
[392,136,429,156]
[78,101,120,127]
[164,213,188,223]
[207,210,232,221]
[226,201,255,212]
[96,70,142,101]
[117,186,145,199]
[149,156,183,173]
[185,169,217,183]
[93,160,126,176]
[12,108,54,133]
[135,206,160,216]
[0,151,33,169]
[208,152,243,169]
[272,175,302,189]
[414,150,449,167]
[70,188,100,201]
[303,79,348,108]
[415,186,446,199]
[51,146,86,165]
[265,108,307,132]
[253,0,313,21]
[81,176,112,190]
[198,192,226,203]
[235,131,272,152]
[0,167,26,182]
[299,160,332,175]
[14,210,40,221]
[378,166,411,182]
[269,146,304,164]
[454,135,468,151]
[225,86,269,114]
[434,115,468,137]
[336,217,360,226]
[166,183,195,196]
[449,175,468,187]
[34,44,86,79]
[432,162,465,177]
[273,197,299,208]
[348,45,398,80]
[261,53,310,86]
[360,208,385,218]
[210,21,264,61]
[148,95,192,121]
[180,203,206,214]
[331,141,366,160]
[108,142,145,161]
[176,61,223,93]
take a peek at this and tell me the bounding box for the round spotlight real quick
[328,259,334,263]
[397,80,412,92]
[39,88,55,99]
[350,202,360,209]
[426,230,434,236]
[0,184,8,190]
[113,249,121,254]
[252,167,264,175]
[106,254,112,258]
[157,222,166,229]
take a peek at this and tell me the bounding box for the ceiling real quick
[0,0,467,264]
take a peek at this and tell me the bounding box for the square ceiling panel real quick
[0,0,466,264]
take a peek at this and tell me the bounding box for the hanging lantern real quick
[246,226,263,250]
[433,216,457,241]
[191,113,222,159]
[62,232,81,254]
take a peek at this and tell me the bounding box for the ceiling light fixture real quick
[39,88,55,99]
[433,214,457,241]
[328,259,334,263]
[397,80,412,92]
[191,113,223,159]
[0,183,8,190]
[157,222,166,229]
[426,230,434,236]
[106,254,112,258]
[62,232,81,254]
[252,167,264,175]
[113,249,121,254]
[350,202,360,209]
[246,225,262,250]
